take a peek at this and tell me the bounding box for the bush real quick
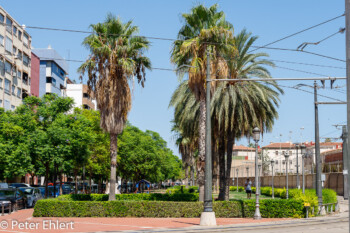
[322,189,337,204]
[229,186,245,192]
[34,198,304,218]
[166,186,198,194]
[57,193,199,202]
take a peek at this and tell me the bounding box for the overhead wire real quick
[249,14,345,52]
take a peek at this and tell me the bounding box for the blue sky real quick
[1,0,346,156]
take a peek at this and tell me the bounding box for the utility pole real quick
[314,81,322,207]
[346,1,350,229]
[200,49,216,226]
[341,126,348,200]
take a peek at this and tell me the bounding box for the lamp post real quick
[295,143,300,189]
[253,127,261,220]
[236,168,239,192]
[284,152,290,199]
[301,145,306,194]
[258,164,262,194]
[271,160,275,199]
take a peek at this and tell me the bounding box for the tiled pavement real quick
[0,209,289,233]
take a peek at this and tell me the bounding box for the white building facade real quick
[0,6,31,111]
[66,84,96,110]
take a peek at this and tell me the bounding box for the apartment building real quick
[32,46,68,97]
[0,6,31,110]
[66,83,96,110]
[262,141,342,174]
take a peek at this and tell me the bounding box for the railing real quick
[305,202,339,218]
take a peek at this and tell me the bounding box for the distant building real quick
[231,145,262,178]
[32,46,68,97]
[0,6,32,111]
[66,83,96,110]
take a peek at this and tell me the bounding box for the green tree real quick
[79,14,151,200]
[171,4,235,200]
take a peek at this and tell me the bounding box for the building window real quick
[17,50,22,61]
[0,78,2,88]
[5,36,12,54]
[12,46,17,55]
[282,160,286,165]
[6,17,12,33]
[28,78,31,85]
[17,88,21,98]
[11,85,15,95]
[13,26,17,37]
[5,61,12,74]
[23,53,29,66]
[46,77,56,86]
[289,151,292,156]
[23,33,29,47]
[11,105,15,110]
[4,100,10,110]
[17,71,21,79]
[0,13,4,23]
[22,72,28,85]
[0,35,3,46]
[275,151,278,155]
[18,30,22,41]
[0,60,4,76]
[275,160,279,164]
[290,160,293,165]
[4,79,10,94]
[83,93,90,99]
[0,99,2,106]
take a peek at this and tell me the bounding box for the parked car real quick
[0,183,8,188]
[0,188,27,211]
[19,187,43,207]
[8,183,30,188]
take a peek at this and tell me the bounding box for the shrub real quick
[166,186,198,194]
[57,193,199,202]
[322,189,337,204]
[34,198,304,218]
[229,186,245,192]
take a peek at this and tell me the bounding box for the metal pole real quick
[342,126,348,200]
[296,146,300,189]
[258,164,262,195]
[345,4,350,231]
[246,167,249,180]
[302,155,305,194]
[285,155,289,199]
[314,81,322,206]
[203,49,213,213]
[236,168,239,192]
[254,140,261,219]
[271,162,274,199]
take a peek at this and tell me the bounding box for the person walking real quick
[245,179,252,199]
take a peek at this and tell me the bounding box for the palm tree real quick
[78,14,151,200]
[171,4,235,200]
[212,29,283,200]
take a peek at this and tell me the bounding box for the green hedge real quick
[33,199,304,218]
[57,193,199,202]
[166,186,198,194]
[229,186,245,192]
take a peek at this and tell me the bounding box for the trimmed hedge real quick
[166,186,198,194]
[57,193,199,202]
[33,198,304,218]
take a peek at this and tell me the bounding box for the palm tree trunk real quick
[224,133,234,201]
[197,95,206,201]
[218,133,226,200]
[109,133,118,201]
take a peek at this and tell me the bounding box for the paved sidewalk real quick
[0,209,289,233]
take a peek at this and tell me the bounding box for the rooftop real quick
[32,46,69,74]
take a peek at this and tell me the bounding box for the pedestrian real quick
[245,178,252,199]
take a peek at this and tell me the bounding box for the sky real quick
[1,0,347,156]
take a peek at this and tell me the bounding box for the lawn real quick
[213,191,279,200]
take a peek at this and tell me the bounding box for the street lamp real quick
[284,152,290,199]
[236,168,239,192]
[295,142,300,189]
[271,160,275,199]
[258,164,262,195]
[300,145,307,194]
[253,127,261,220]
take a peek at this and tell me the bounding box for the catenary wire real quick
[249,14,345,52]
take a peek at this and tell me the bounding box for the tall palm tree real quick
[78,14,151,200]
[171,4,235,200]
[212,29,283,200]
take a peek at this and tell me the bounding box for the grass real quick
[213,191,280,200]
